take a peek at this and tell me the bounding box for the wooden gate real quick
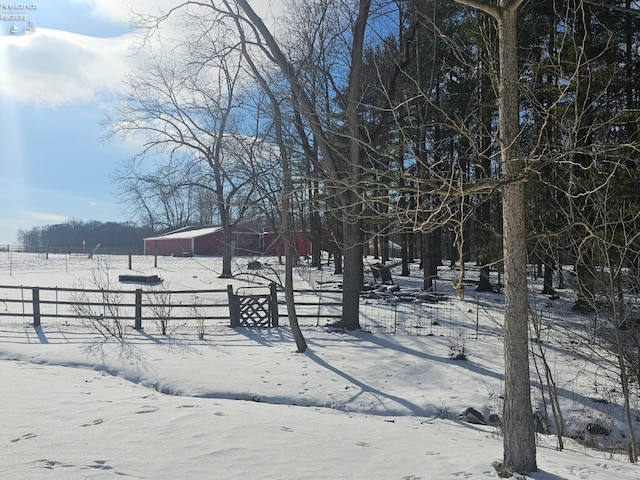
[228,283,279,328]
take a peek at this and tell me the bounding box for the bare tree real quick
[237,45,308,352]
[213,0,373,330]
[453,0,537,474]
[538,152,640,462]
[106,17,262,276]
[522,0,640,462]
[113,154,201,231]
[134,1,430,332]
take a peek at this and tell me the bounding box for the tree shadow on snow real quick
[528,470,571,480]
[334,331,504,382]
[303,348,428,416]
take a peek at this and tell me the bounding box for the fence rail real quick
[0,282,502,339]
[0,284,343,330]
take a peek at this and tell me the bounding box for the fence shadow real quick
[232,325,295,347]
[34,325,49,344]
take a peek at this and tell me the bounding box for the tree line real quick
[17,220,153,253]
[103,0,640,471]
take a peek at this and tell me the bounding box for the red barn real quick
[144,226,261,257]
[262,227,329,256]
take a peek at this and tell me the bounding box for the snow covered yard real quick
[0,252,639,479]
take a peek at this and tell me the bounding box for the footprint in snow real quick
[135,405,159,414]
[80,419,104,427]
[10,432,37,442]
[89,460,113,470]
[453,472,474,478]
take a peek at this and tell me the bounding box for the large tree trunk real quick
[476,49,495,295]
[422,234,433,291]
[501,169,536,473]
[401,232,410,276]
[334,248,343,275]
[455,0,536,473]
[542,260,555,295]
[341,214,363,330]
[337,0,371,330]
[497,3,537,473]
[284,211,307,353]
[220,220,233,278]
[477,265,492,292]
[310,207,322,268]
[237,40,307,352]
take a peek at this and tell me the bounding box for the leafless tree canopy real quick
[105,0,640,469]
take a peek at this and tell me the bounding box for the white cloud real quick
[0,28,137,106]
[27,211,71,223]
[70,0,184,23]
[0,1,289,107]
[72,0,285,23]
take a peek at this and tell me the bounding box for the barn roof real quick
[144,226,223,241]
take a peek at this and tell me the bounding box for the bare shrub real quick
[448,334,468,361]
[145,283,173,335]
[192,294,206,339]
[71,260,126,340]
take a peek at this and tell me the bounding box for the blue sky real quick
[0,0,141,245]
[0,0,283,246]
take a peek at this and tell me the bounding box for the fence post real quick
[227,285,239,327]
[32,287,41,328]
[269,282,278,327]
[134,289,143,330]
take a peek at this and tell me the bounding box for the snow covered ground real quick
[0,251,639,479]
